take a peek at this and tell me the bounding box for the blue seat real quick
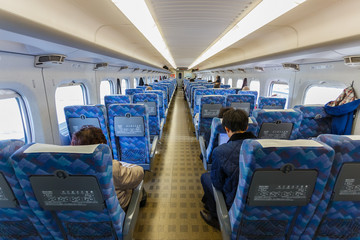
[199,117,258,171]
[193,89,214,117]
[303,134,360,239]
[213,139,334,239]
[258,96,286,109]
[125,88,144,102]
[133,93,162,139]
[152,85,169,109]
[0,140,53,239]
[226,94,255,116]
[104,95,131,108]
[197,95,226,138]
[146,90,167,120]
[64,105,110,146]
[253,109,303,139]
[220,84,231,89]
[190,86,206,109]
[294,105,332,139]
[107,104,155,170]
[237,90,258,105]
[11,143,143,240]
[213,89,237,96]
[136,86,147,90]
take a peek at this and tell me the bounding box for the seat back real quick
[226,94,255,116]
[104,95,131,108]
[191,86,206,108]
[220,84,231,89]
[229,139,334,239]
[213,89,237,96]
[193,89,214,116]
[11,143,127,240]
[253,109,303,139]
[146,90,166,119]
[133,93,161,136]
[136,86,147,90]
[294,105,332,139]
[304,135,360,239]
[198,95,226,136]
[125,88,144,101]
[238,90,258,105]
[258,96,286,109]
[0,140,52,239]
[152,86,168,109]
[108,104,151,167]
[64,105,110,146]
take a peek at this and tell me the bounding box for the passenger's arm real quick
[112,160,144,190]
[210,148,225,190]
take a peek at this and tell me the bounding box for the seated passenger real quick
[71,126,145,211]
[200,109,256,228]
[146,86,153,90]
[241,86,250,90]
[214,82,220,88]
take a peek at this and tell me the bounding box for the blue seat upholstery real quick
[193,89,214,117]
[133,93,161,138]
[213,139,334,239]
[108,104,154,170]
[0,140,52,239]
[152,86,168,109]
[303,135,360,239]
[11,143,143,240]
[146,90,166,119]
[136,86,147,90]
[238,90,258,105]
[226,94,255,116]
[258,96,286,109]
[198,95,226,137]
[294,105,332,139]
[253,109,303,139]
[190,86,206,108]
[220,84,231,89]
[213,89,236,96]
[125,88,144,96]
[104,95,131,108]
[64,105,110,146]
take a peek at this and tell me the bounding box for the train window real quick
[304,85,344,105]
[221,78,225,84]
[55,84,86,128]
[228,78,233,87]
[133,78,138,88]
[121,78,129,94]
[100,80,113,104]
[0,90,30,142]
[237,79,243,88]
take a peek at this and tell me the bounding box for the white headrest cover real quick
[258,139,323,148]
[344,135,360,141]
[24,143,99,154]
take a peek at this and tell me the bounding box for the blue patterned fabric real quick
[136,86,147,90]
[294,105,332,139]
[220,84,231,89]
[64,105,111,147]
[0,140,53,239]
[108,104,151,164]
[204,84,214,88]
[198,95,226,136]
[146,90,166,119]
[238,91,258,105]
[104,95,130,108]
[248,116,258,136]
[125,88,144,96]
[229,139,334,239]
[302,135,360,239]
[226,94,256,116]
[258,97,287,109]
[11,143,125,240]
[253,109,303,139]
[193,89,215,116]
[190,86,206,108]
[186,84,201,102]
[213,89,237,96]
[152,86,168,109]
[133,93,161,136]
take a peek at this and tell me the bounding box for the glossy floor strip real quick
[134,89,222,240]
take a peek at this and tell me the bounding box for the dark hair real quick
[215,75,221,83]
[218,107,233,118]
[71,126,107,145]
[222,109,248,132]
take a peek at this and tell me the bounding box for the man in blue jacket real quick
[200,109,256,229]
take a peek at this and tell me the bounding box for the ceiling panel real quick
[146,0,257,67]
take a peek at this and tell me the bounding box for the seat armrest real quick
[212,185,231,240]
[123,181,144,240]
[150,136,158,159]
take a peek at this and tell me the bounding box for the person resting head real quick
[71,126,144,210]
[241,86,250,91]
[146,86,153,90]
[214,82,221,88]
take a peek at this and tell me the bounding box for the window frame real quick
[0,89,32,142]
[100,79,114,104]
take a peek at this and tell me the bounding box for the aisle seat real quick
[104,95,131,108]
[258,96,286,109]
[225,94,255,116]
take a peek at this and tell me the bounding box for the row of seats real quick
[0,139,142,239]
[213,135,360,239]
[64,80,177,170]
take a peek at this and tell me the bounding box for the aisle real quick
[134,89,222,240]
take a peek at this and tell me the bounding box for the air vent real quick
[344,56,360,67]
[94,63,108,71]
[119,66,128,71]
[255,67,264,72]
[34,54,66,67]
[132,68,140,72]
[282,63,300,71]
[237,68,246,73]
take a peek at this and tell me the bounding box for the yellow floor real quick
[134,89,222,240]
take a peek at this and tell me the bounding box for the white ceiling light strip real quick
[188,0,307,69]
[112,0,177,69]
